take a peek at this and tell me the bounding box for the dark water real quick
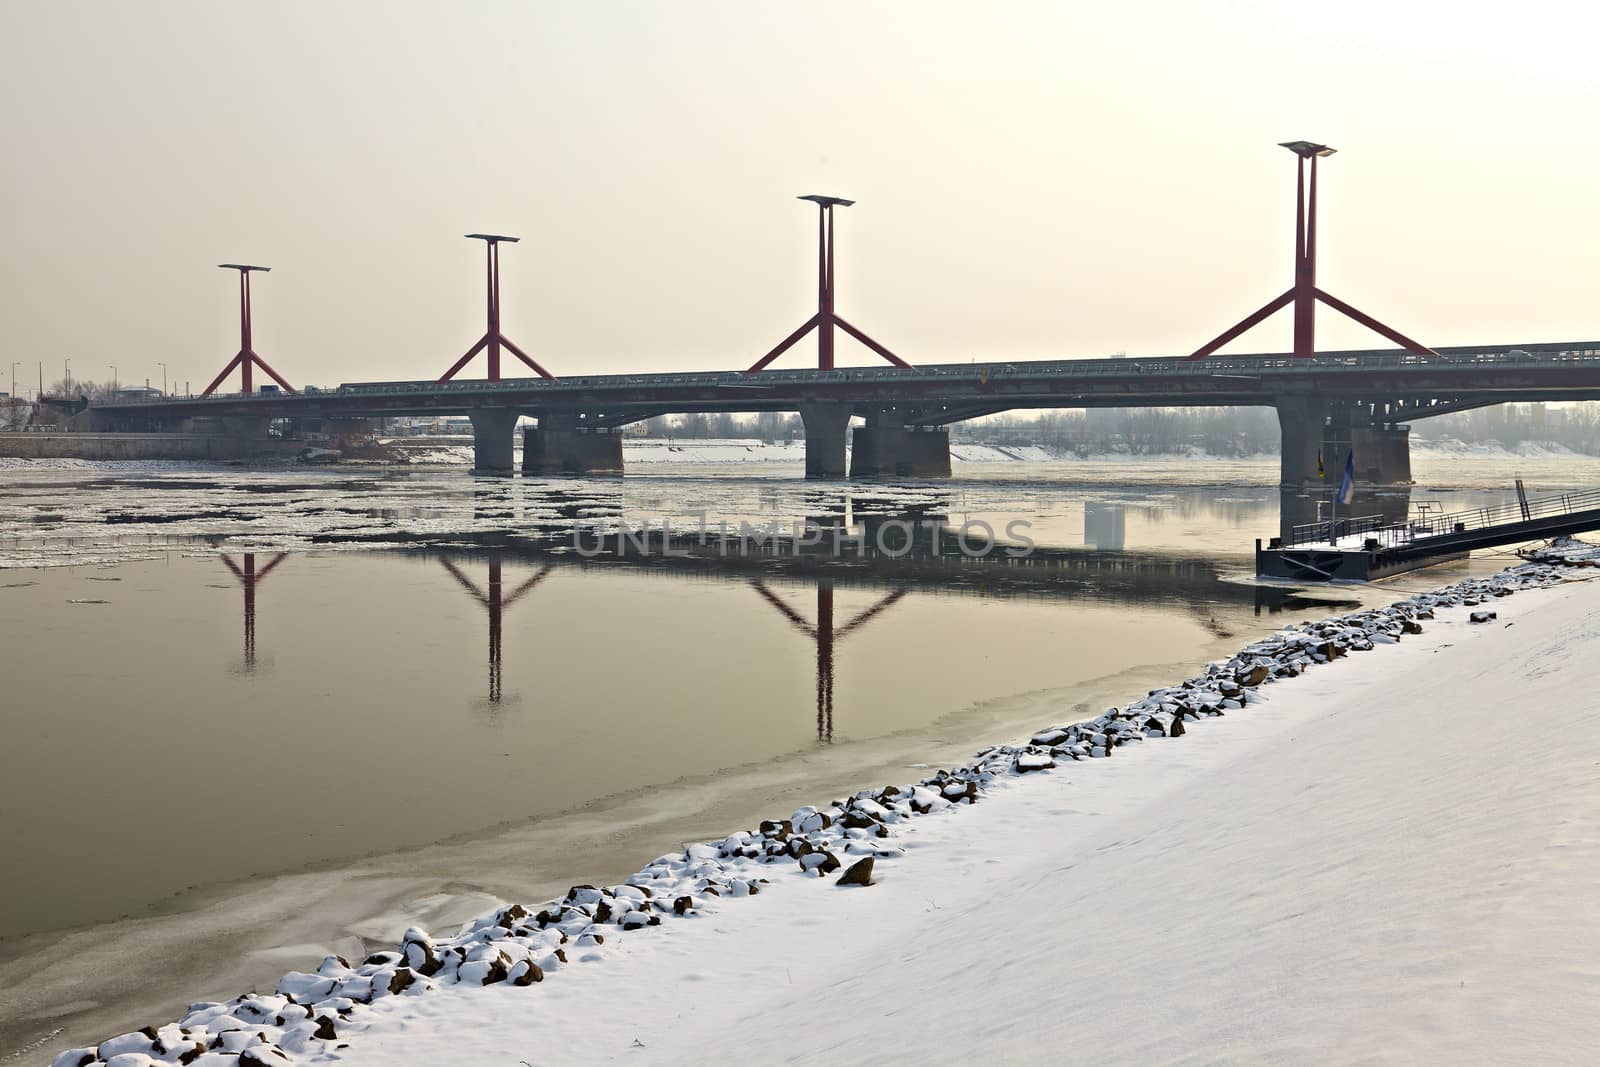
[0,454,1588,1056]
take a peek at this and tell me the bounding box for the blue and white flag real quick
[1336,450,1355,505]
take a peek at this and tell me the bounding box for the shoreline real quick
[3,582,1332,1059]
[39,540,1600,1066]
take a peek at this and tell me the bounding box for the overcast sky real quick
[2,1,1596,393]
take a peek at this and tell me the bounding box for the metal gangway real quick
[1282,486,1600,560]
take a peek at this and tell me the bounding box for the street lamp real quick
[201,264,295,396]
[436,235,556,382]
[64,358,71,396]
[157,362,167,396]
[1185,140,1434,362]
[1278,140,1336,158]
[109,365,118,397]
[744,194,909,372]
[9,363,17,400]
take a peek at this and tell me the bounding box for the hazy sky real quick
[2,1,1596,393]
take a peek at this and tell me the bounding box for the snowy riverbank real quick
[44,541,1600,1065]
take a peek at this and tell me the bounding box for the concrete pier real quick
[1319,423,1413,486]
[468,408,520,474]
[1348,425,1412,485]
[799,403,854,480]
[1274,396,1330,487]
[1276,397,1413,488]
[849,422,951,478]
[522,421,624,475]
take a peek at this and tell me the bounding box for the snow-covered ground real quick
[46,547,1600,1065]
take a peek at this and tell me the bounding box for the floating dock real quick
[1257,487,1600,581]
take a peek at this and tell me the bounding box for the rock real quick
[97,1032,155,1060]
[313,1016,338,1040]
[401,929,440,976]
[1240,664,1271,687]
[509,959,544,985]
[387,967,416,995]
[837,856,875,886]
[798,850,841,876]
[674,895,694,915]
[1469,610,1498,623]
[1015,752,1055,773]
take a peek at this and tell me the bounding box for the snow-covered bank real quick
[47,543,1600,1065]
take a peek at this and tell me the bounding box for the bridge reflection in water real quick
[220,551,288,673]
[211,493,1365,745]
[249,514,1349,745]
[750,579,907,742]
[439,558,552,706]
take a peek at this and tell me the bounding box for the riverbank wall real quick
[0,433,265,461]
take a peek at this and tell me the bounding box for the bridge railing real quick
[1283,514,1391,548]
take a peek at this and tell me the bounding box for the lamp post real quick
[745,195,909,373]
[436,234,556,382]
[157,362,167,396]
[10,363,17,400]
[109,365,118,398]
[64,358,71,396]
[1186,141,1436,360]
[200,264,295,396]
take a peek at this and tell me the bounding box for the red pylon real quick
[746,196,911,373]
[1187,143,1436,360]
[201,265,296,396]
[438,234,556,382]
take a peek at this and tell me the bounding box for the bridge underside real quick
[85,390,1581,485]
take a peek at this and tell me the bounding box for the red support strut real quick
[201,265,296,396]
[1186,142,1436,360]
[745,196,911,373]
[439,234,557,382]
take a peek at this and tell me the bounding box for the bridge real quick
[89,342,1600,483]
[68,142,1600,486]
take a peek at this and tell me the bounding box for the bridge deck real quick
[88,340,1600,421]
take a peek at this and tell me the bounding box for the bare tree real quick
[0,401,32,431]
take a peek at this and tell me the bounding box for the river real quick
[3,448,1597,1058]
